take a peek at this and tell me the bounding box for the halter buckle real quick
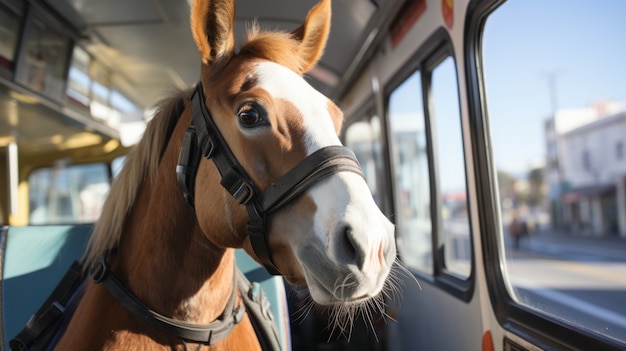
[221,168,255,205]
[232,180,254,205]
[201,136,215,159]
[91,256,108,283]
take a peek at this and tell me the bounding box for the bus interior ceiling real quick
[19,0,405,109]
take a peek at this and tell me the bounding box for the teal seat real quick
[0,225,290,351]
[0,225,92,351]
[234,249,291,350]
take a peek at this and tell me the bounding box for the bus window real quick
[344,113,388,212]
[111,155,126,179]
[29,162,111,224]
[388,70,433,275]
[430,57,471,279]
[483,0,626,345]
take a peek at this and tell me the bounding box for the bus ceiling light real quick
[0,136,16,147]
[9,91,40,105]
[51,135,64,144]
[59,133,103,150]
[103,139,120,153]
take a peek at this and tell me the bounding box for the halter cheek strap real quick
[177,82,364,275]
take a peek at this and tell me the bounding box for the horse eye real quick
[237,105,264,128]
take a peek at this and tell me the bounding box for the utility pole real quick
[542,70,563,230]
[546,72,560,116]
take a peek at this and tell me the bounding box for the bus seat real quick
[0,224,92,350]
[234,249,291,351]
[0,225,290,351]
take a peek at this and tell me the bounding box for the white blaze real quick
[254,62,340,151]
[254,62,391,260]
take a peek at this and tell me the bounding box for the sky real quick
[482,0,626,174]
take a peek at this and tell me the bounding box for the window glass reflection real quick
[29,163,111,224]
[345,114,387,210]
[389,71,433,274]
[431,57,471,278]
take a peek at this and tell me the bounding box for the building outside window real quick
[560,111,626,236]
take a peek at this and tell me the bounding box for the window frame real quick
[27,161,114,225]
[424,48,474,283]
[384,28,475,302]
[465,0,626,349]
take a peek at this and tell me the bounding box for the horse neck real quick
[109,117,237,324]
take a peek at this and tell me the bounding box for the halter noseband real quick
[177,82,365,275]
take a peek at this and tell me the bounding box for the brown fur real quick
[54,0,334,349]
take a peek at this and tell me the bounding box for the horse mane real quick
[239,23,309,74]
[82,90,188,269]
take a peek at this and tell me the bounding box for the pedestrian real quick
[510,216,522,249]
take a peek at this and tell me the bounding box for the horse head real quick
[189,0,397,307]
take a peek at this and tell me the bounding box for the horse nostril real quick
[341,226,366,269]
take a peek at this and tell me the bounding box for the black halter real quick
[91,252,244,345]
[176,82,364,275]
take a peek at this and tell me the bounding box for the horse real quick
[49,0,397,349]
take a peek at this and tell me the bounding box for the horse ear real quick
[190,0,236,66]
[291,0,331,74]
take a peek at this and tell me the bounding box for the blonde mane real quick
[82,91,188,268]
[239,24,308,74]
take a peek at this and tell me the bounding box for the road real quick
[505,230,626,344]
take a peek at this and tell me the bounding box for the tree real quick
[497,170,516,204]
[525,167,545,206]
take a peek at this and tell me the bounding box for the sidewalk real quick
[507,228,626,262]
